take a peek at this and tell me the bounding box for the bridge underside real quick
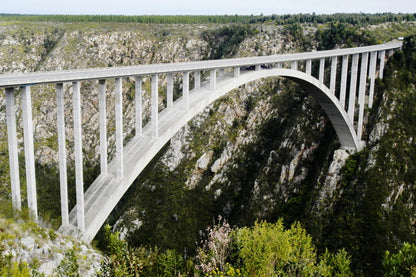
[62,68,359,242]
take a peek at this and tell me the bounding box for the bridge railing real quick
[0,42,401,233]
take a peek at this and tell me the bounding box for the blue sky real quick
[2,0,415,15]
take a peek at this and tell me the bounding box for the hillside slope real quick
[0,19,415,275]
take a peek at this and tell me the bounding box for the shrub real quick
[233,220,352,276]
[383,242,416,277]
[196,216,232,273]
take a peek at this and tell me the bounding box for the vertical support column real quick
[166,74,173,109]
[98,80,108,175]
[306,59,312,75]
[234,67,240,78]
[339,55,349,108]
[291,61,298,70]
[183,71,189,110]
[56,83,68,226]
[379,50,386,79]
[210,69,217,90]
[135,76,143,136]
[368,51,378,108]
[357,52,369,140]
[194,71,201,89]
[319,58,325,83]
[151,74,159,137]
[329,56,338,94]
[388,49,394,57]
[348,54,359,121]
[21,86,38,222]
[115,78,123,181]
[5,88,21,212]
[72,81,84,232]
[255,65,261,71]
[276,63,282,69]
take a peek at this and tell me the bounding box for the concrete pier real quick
[330,56,338,94]
[56,83,69,226]
[306,60,312,75]
[183,71,190,110]
[368,51,378,108]
[194,71,201,89]
[357,52,369,140]
[99,80,108,175]
[210,69,217,90]
[339,55,349,108]
[21,86,38,222]
[379,50,386,79]
[5,88,21,212]
[291,61,298,70]
[319,58,325,82]
[234,67,240,78]
[135,77,143,136]
[151,74,159,137]
[348,54,359,121]
[115,78,124,180]
[72,81,85,232]
[166,74,173,109]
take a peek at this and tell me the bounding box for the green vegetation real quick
[249,13,416,26]
[308,36,416,276]
[315,22,377,50]
[365,22,416,44]
[383,243,416,277]
[1,14,416,276]
[201,25,256,59]
[1,13,415,26]
[97,224,193,276]
[97,219,351,276]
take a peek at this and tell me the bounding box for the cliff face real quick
[0,20,415,275]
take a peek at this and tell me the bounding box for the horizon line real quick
[1,12,415,17]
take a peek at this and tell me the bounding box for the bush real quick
[197,219,352,276]
[98,224,192,276]
[197,217,232,273]
[234,220,318,276]
[383,243,416,277]
[157,249,184,277]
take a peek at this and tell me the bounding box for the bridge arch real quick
[207,68,359,149]
[70,68,359,242]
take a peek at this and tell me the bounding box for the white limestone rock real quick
[317,149,351,208]
[196,151,214,170]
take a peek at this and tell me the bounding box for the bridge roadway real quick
[0,42,402,88]
[0,41,402,242]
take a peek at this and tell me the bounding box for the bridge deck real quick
[0,42,401,88]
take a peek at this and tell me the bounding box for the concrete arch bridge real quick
[0,42,401,242]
